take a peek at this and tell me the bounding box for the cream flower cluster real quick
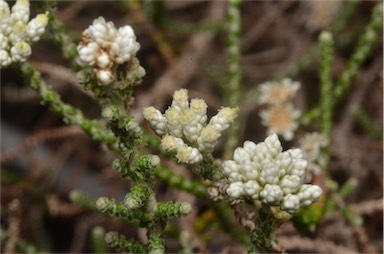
[223,133,322,214]
[144,89,238,164]
[77,17,140,86]
[0,0,48,68]
[258,78,301,141]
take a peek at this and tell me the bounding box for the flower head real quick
[260,104,301,141]
[144,89,238,164]
[77,17,140,86]
[258,78,300,106]
[222,133,322,214]
[0,0,48,68]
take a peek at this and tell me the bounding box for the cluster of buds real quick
[144,89,238,164]
[77,17,140,86]
[258,78,301,141]
[223,133,322,214]
[0,0,48,68]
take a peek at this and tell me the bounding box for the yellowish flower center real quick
[267,107,292,131]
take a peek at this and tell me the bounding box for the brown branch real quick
[1,125,83,164]
[349,198,383,215]
[278,235,358,253]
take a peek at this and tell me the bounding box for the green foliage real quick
[292,202,325,233]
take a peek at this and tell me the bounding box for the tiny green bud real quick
[147,234,165,254]
[102,106,115,120]
[92,226,107,253]
[96,197,110,213]
[319,31,333,42]
[127,120,142,136]
[149,155,160,167]
[155,201,192,219]
[105,231,119,247]
[69,190,81,202]
[76,70,92,84]
[112,159,121,171]
[92,226,105,238]
[124,184,151,209]
[180,202,192,215]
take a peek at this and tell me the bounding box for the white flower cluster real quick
[223,133,322,214]
[0,0,48,68]
[77,17,140,86]
[258,78,301,141]
[144,89,238,164]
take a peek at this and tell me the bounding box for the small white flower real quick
[258,78,300,106]
[183,122,203,143]
[171,89,189,112]
[227,182,244,199]
[0,0,48,68]
[10,41,31,62]
[145,89,237,165]
[233,146,252,164]
[77,42,100,66]
[222,160,241,181]
[221,133,322,214]
[209,107,238,132]
[260,184,284,205]
[160,135,184,153]
[26,12,48,42]
[243,180,260,199]
[0,49,11,66]
[0,33,8,49]
[8,20,27,43]
[96,69,114,85]
[86,17,117,48]
[264,133,283,158]
[0,10,11,36]
[111,26,140,64]
[143,107,167,136]
[96,51,111,69]
[259,161,280,185]
[176,146,202,164]
[260,104,301,141]
[280,175,302,194]
[297,184,322,206]
[189,99,208,125]
[76,17,141,86]
[11,0,30,24]
[164,107,183,138]
[281,194,300,214]
[240,160,258,180]
[197,125,220,152]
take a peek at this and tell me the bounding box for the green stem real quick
[155,166,206,198]
[91,227,107,254]
[248,205,276,254]
[300,2,383,126]
[319,31,334,172]
[21,62,119,152]
[224,0,242,158]
[43,2,79,68]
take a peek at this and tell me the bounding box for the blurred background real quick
[1,1,382,253]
